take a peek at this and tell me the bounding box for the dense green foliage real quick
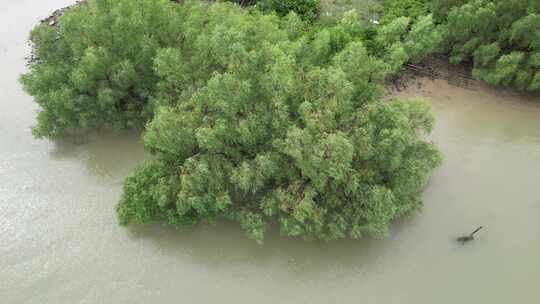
[117,3,441,242]
[357,11,441,68]
[260,0,320,22]
[318,0,382,24]
[381,0,540,92]
[227,0,320,22]
[20,0,184,137]
[22,0,442,242]
[432,0,540,92]
[381,0,430,24]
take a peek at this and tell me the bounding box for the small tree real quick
[20,0,185,138]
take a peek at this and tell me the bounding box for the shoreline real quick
[39,1,86,26]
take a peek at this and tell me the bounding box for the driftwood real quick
[456,226,483,243]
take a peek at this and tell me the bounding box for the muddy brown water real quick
[2,1,540,303]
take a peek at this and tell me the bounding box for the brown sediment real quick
[388,55,540,99]
[385,55,482,98]
[405,55,477,89]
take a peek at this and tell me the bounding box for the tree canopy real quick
[22,0,442,242]
[21,0,186,137]
[227,0,320,22]
[434,0,540,92]
[381,0,430,24]
[383,0,540,92]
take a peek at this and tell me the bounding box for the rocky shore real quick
[39,1,86,26]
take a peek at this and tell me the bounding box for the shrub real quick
[20,0,184,137]
[380,0,540,92]
[433,0,540,92]
[259,0,320,22]
[227,0,320,22]
[381,0,431,24]
[23,0,442,242]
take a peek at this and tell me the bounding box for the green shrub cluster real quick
[227,0,320,22]
[381,0,540,92]
[21,0,184,138]
[381,0,430,24]
[260,0,319,22]
[22,0,442,242]
[432,0,540,92]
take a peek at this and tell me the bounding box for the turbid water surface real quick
[1,1,540,303]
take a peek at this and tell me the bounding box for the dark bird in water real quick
[456,226,483,243]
